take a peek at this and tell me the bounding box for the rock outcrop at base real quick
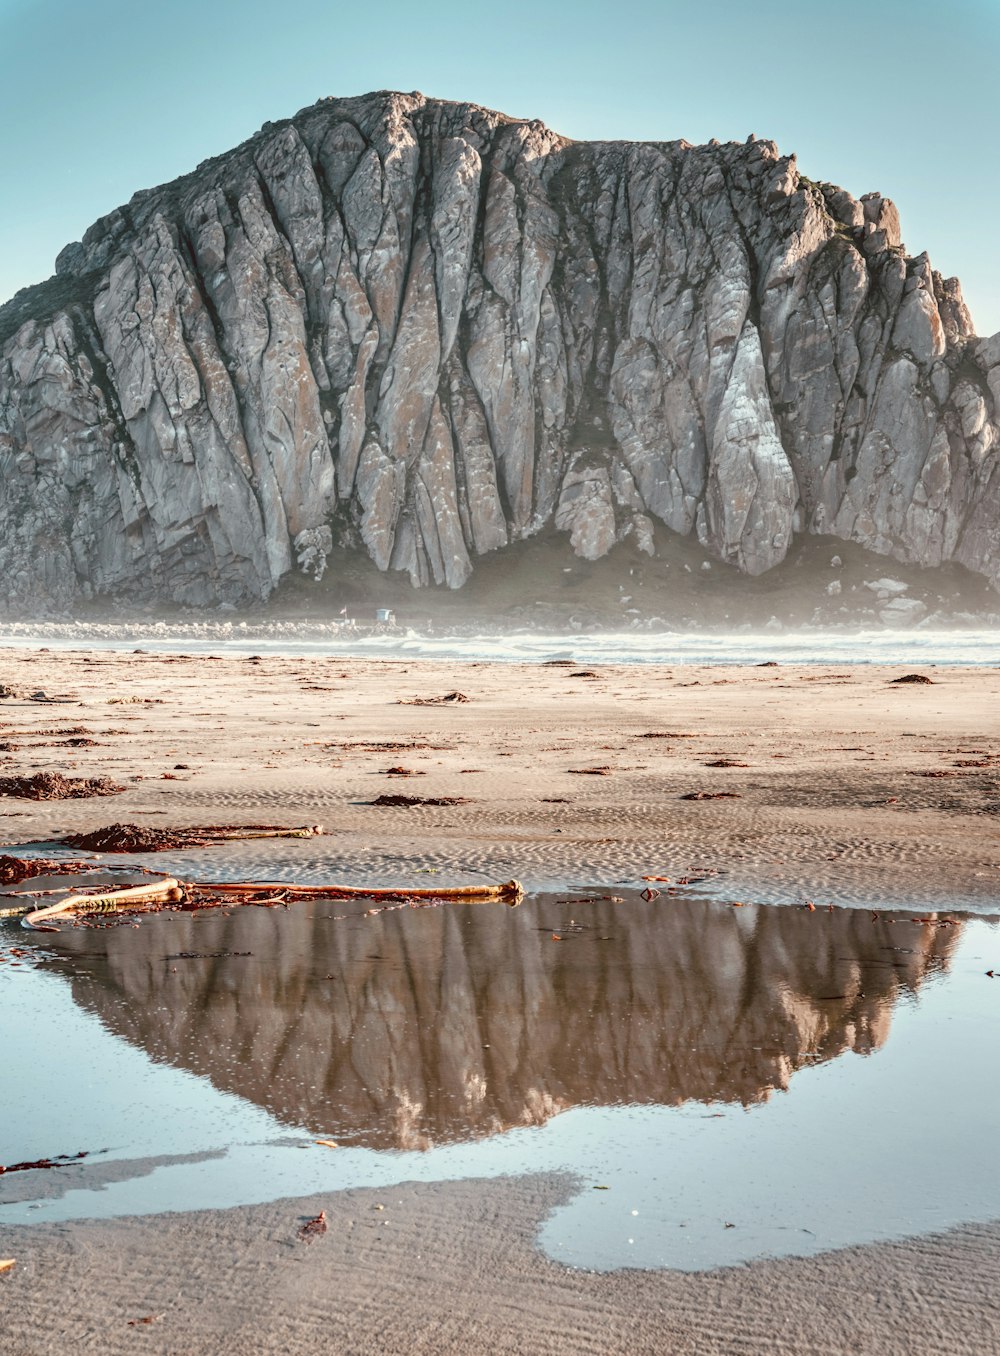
[1,91,998,610]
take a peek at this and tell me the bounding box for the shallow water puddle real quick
[1,892,998,1270]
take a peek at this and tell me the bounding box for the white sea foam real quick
[1,620,999,664]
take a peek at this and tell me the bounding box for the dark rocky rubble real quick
[1,91,998,612]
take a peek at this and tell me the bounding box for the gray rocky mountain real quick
[1,90,997,612]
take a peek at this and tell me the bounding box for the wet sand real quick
[2,647,1000,1352]
[2,1176,999,1356]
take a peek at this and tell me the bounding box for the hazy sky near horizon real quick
[1,0,998,333]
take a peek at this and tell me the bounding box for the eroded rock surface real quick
[2,92,998,610]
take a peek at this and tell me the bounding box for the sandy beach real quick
[1,648,999,906]
[2,646,999,1353]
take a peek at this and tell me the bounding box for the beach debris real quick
[27,726,94,737]
[568,766,613,775]
[370,793,466,807]
[890,674,934,684]
[7,858,523,927]
[637,731,699,739]
[330,740,444,752]
[0,1260,15,1274]
[169,951,253,960]
[298,1210,328,1242]
[21,877,183,929]
[680,791,743,800]
[909,770,961,778]
[315,1139,339,1149]
[191,878,522,905]
[0,855,95,885]
[28,691,78,703]
[56,823,323,853]
[569,671,598,678]
[592,1185,610,1191]
[555,896,623,905]
[705,759,749,768]
[381,766,424,777]
[0,772,125,800]
[640,888,660,901]
[641,876,672,882]
[542,660,575,666]
[398,691,469,705]
[127,1314,165,1327]
[0,1151,89,1174]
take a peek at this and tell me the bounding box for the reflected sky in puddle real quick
[2,892,998,1270]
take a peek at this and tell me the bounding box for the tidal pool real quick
[2,890,998,1270]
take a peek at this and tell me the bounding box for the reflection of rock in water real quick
[45,898,959,1149]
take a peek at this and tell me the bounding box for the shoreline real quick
[3,623,1000,669]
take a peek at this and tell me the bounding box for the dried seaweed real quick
[0,773,124,800]
[57,823,323,852]
[0,855,93,885]
[370,794,466,807]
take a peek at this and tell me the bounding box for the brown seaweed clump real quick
[0,855,93,885]
[0,773,124,800]
[370,794,467,807]
[58,823,323,853]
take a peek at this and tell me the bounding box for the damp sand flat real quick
[1,649,1000,909]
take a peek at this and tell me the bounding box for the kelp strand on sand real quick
[7,871,524,929]
[21,877,185,929]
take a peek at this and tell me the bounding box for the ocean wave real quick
[1,620,998,665]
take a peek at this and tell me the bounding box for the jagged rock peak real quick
[1,90,997,612]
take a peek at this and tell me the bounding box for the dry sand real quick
[1,647,999,1353]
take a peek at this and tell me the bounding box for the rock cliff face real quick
[2,90,998,611]
[47,897,956,1149]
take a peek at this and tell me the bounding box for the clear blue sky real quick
[2,0,998,334]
